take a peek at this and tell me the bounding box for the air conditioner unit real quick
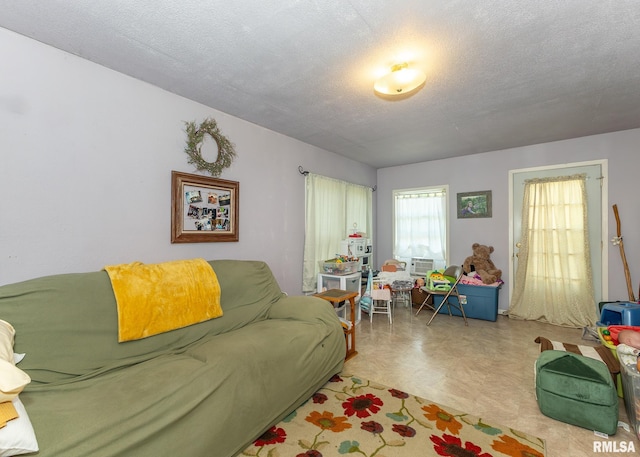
[410,257,434,277]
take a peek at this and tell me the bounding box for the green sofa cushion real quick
[535,350,618,434]
[0,260,284,385]
[23,303,344,456]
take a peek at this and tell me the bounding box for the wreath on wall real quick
[183,118,236,177]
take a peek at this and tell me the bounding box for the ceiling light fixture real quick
[374,62,426,96]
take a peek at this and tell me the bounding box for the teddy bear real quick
[462,243,502,284]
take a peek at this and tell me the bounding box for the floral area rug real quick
[241,373,546,457]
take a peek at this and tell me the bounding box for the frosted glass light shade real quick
[374,63,426,95]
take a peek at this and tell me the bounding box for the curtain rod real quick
[298,165,376,191]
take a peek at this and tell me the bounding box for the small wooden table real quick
[313,289,358,360]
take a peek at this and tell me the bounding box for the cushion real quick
[0,260,281,385]
[0,361,30,404]
[535,350,618,434]
[0,321,14,362]
[0,321,30,403]
[0,322,37,456]
[534,336,620,383]
[0,397,39,457]
[104,258,222,342]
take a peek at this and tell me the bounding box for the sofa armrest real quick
[268,295,341,326]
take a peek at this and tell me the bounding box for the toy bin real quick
[598,302,640,326]
[320,259,359,275]
[596,325,640,397]
[618,349,640,440]
[433,284,500,321]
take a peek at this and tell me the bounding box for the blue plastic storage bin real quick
[598,302,640,326]
[433,284,500,321]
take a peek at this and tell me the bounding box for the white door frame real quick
[507,159,608,306]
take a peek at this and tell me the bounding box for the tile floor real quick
[344,301,639,457]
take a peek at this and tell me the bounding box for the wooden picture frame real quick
[171,170,239,242]
[457,190,492,219]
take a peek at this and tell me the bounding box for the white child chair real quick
[369,280,393,324]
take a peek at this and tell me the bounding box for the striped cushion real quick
[535,336,620,383]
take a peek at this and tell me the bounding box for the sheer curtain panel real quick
[393,189,447,268]
[508,174,598,327]
[302,173,372,293]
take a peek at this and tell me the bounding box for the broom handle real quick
[613,204,636,302]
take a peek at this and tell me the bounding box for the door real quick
[509,160,607,305]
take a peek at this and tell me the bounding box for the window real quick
[393,186,448,270]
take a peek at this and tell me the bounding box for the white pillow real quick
[0,360,30,403]
[0,321,30,403]
[0,322,37,456]
[0,397,39,457]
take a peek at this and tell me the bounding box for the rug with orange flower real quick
[241,373,546,457]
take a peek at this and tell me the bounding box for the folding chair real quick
[415,265,468,326]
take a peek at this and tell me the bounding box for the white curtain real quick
[345,184,371,238]
[302,173,372,293]
[508,174,598,327]
[393,189,446,266]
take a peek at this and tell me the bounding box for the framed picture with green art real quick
[457,190,492,218]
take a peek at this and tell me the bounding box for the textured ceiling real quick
[2,0,640,168]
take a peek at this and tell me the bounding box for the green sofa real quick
[0,259,345,456]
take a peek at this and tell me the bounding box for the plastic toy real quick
[426,270,451,291]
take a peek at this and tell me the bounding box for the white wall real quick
[377,129,640,311]
[0,28,376,293]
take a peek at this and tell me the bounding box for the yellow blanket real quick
[104,258,222,342]
[0,400,18,428]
